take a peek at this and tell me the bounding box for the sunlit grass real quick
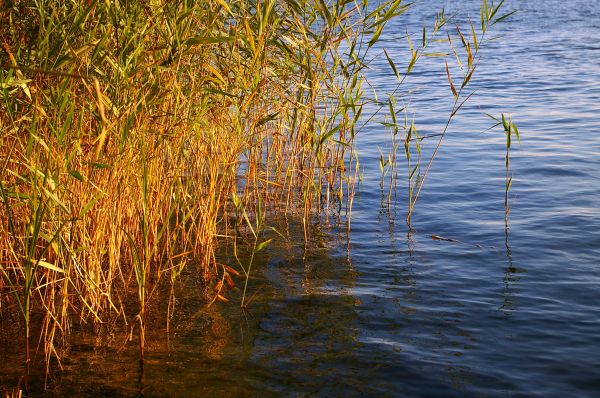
[0,0,404,375]
[0,0,514,387]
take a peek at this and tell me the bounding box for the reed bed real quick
[0,0,513,388]
[0,0,402,376]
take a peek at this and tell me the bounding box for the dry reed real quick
[0,0,514,388]
[0,0,402,376]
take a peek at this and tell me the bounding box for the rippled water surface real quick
[4,0,600,396]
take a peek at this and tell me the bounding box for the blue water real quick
[6,0,600,396]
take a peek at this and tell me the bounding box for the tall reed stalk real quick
[373,0,515,229]
[404,0,515,228]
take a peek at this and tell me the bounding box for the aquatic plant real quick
[0,0,406,381]
[375,0,515,228]
[0,1,517,392]
[487,113,520,226]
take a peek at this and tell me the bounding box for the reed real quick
[374,0,515,228]
[0,2,516,389]
[0,0,405,377]
[488,113,520,227]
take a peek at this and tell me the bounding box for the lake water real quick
[4,0,600,396]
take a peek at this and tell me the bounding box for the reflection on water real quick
[2,0,600,396]
[500,230,519,316]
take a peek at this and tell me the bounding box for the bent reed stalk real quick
[0,0,402,373]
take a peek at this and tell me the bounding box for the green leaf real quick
[383,49,400,79]
[256,112,280,128]
[407,51,417,74]
[493,10,517,25]
[409,164,419,180]
[320,125,340,146]
[69,170,84,181]
[513,122,521,143]
[369,25,384,48]
[490,0,507,20]
[485,113,500,122]
[501,113,509,131]
[318,0,333,27]
[255,238,273,252]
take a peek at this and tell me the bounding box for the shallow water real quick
[3,0,600,396]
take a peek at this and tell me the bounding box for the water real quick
[3,0,600,396]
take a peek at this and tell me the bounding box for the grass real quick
[0,0,514,389]
[0,0,401,378]
[373,0,516,229]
